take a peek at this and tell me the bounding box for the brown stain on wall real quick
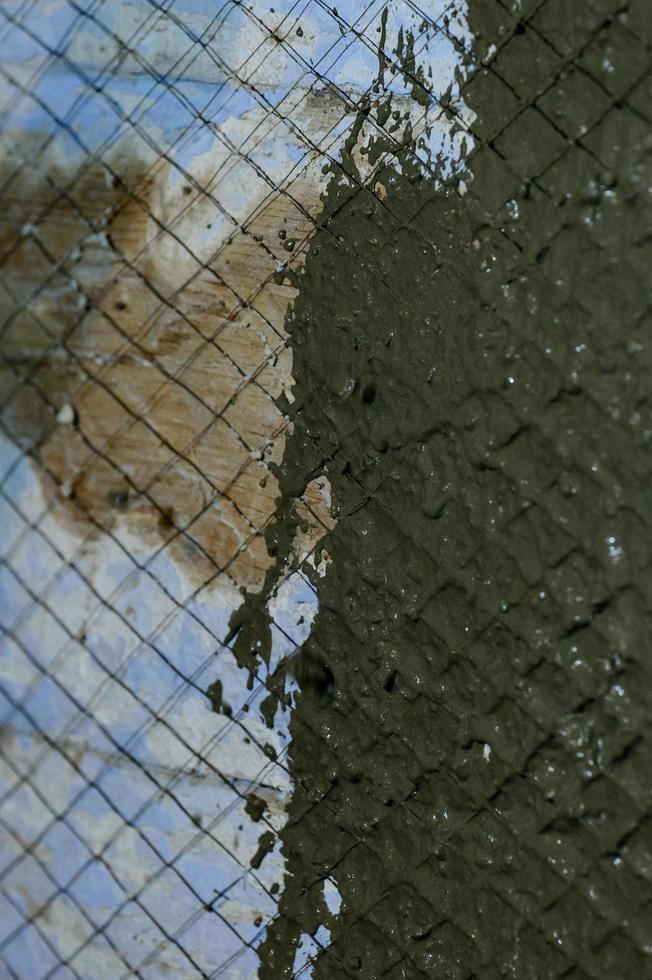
[0,130,329,594]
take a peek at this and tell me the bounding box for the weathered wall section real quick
[0,2,472,976]
[0,0,650,977]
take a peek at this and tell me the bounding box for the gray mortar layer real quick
[212,1,652,976]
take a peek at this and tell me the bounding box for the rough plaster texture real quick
[223,1,652,977]
[0,1,472,976]
[1,0,651,977]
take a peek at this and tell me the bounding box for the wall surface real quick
[0,0,650,978]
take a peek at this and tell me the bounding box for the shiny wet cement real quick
[226,1,652,976]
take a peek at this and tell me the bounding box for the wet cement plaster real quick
[223,1,652,977]
[0,2,474,975]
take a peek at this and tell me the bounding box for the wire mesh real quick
[0,2,472,976]
[1,0,650,977]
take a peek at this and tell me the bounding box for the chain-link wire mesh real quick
[1,0,650,977]
[0,2,473,976]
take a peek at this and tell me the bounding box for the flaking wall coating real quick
[0,4,477,973]
[230,1,652,976]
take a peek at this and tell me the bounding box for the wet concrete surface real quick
[229,1,652,976]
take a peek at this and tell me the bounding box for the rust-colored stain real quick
[0,138,330,594]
